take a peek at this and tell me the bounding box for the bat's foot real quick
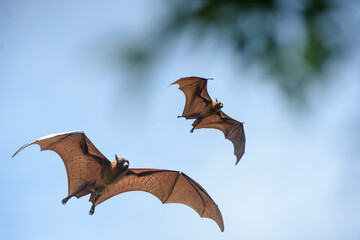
[61,197,69,205]
[190,128,194,133]
[89,206,95,215]
[177,115,184,118]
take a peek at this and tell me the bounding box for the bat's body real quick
[61,157,130,214]
[180,101,222,124]
[171,76,246,164]
[12,131,224,231]
[83,160,127,202]
[191,101,224,132]
[199,101,221,119]
[92,161,128,193]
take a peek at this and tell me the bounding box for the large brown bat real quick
[12,131,224,231]
[171,76,246,164]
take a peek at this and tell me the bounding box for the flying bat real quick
[171,76,246,164]
[12,131,224,231]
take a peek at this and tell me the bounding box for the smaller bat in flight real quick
[171,76,246,164]
[12,131,224,231]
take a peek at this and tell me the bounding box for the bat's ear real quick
[216,98,218,102]
[115,154,118,160]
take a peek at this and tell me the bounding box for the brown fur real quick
[199,101,222,119]
[89,158,129,195]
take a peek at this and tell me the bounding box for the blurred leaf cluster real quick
[121,0,356,103]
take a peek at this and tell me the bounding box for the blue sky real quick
[1,1,359,239]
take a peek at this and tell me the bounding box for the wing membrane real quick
[195,112,246,164]
[12,131,110,197]
[171,77,212,118]
[93,168,224,231]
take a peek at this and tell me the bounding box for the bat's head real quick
[115,154,129,171]
[214,99,223,110]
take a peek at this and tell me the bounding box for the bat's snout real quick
[116,157,130,171]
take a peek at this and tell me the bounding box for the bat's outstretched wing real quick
[194,111,245,164]
[91,168,224,232]
[171,77,213,119]
[12,131,110,198]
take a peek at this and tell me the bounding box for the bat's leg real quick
[178,113,199,118]
[89,193,102,215]
[190,119,202,133]
[61,183,88,205]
